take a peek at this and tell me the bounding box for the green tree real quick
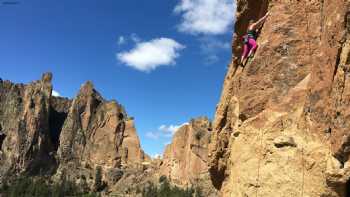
[141,177,197,197]
[0,176,100,197]
[94,166,105,192]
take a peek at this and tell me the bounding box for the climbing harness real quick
[243,35,249,44]
[247,29,257,40]
[243,30,257,44]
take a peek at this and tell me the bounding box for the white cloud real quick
[174,0,234,35]
[146,131,159,140]
[158,123,188,135]
[130,33,141,43]
[117,34,141,46]
[117,36,126,45]
[145,123,188,140]
[117,38,185,72]
[52,90,60,97]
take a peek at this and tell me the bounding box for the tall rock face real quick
[56,81,147,189]
[121,119,149,166]
[160,117,217,195]
[0,73,55,178]
[0,73,148,192]
[209,0,350,196]
[57,81,115,167]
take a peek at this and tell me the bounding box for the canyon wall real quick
[160,117,210,186]
[0,73,216,196]
[56,81,148,189]
[160,117,218,196]
[0,73,148,193]
[209,0,350,196]
[0,73,55,178]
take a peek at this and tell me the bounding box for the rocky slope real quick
[160,117,217,195]
[0,73,148,193]
[209,0,350,196]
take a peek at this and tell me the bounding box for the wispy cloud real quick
[199,36,231,64]
[117,34,141,46]
[52,90,60,97]
[174,0,234,35]
[130,33,141,43]
[117,36,126,45]
[117,38,185,72]
[145,123,188,140]
[159,123,188,136]
[146,131,160,140]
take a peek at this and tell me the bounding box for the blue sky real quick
[0,0,234,157]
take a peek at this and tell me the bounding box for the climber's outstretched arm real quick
[251,12,270,30]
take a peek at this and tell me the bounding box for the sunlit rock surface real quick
[209,0,350,196]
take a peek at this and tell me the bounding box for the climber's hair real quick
[249,19,255,25]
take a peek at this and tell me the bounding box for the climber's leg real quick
[241,43,250,64]
[247,38,258,57]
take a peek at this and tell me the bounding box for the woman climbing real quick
[240,12,270,66]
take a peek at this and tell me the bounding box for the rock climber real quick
[240,12,270,66]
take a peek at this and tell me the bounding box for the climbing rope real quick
[253,3,310,196]
[254,54,271,197]
[255,128,265,197]
[254,4,270,194]
[301,131,306,197]
[300,3,312,197]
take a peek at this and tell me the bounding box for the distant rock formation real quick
[160,117,218,196]
[0,73,55,177]
[0,73,148,192]
[55,81,148,190]
[160,117,210,185]
[0,73,218,196]
[209,0,350,196]
[122,119,150,166]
